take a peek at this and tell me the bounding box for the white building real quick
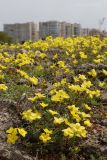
[82,28,90,36]
[73,23,82,36]
[4,22,39,42]
[39,21,61,39]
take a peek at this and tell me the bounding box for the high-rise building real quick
[60,22,81,37]
[73,23,82,36]
[4,22,39,42]
[39,21,61,39]
[82,28,90,36]
[65,23,72,37]
[60,22,67,37]
[4,21,82,42]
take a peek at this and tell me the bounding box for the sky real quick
[0,0,107,31]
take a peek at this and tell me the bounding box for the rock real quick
[17,78,28,85]
[0,99,36,160]
[101,119,107,127]
[80,145,101,160]
[100,146,107,155]
[0,147,35,160]
[100,129,107,144]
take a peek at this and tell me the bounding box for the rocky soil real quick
[0,96,107,160]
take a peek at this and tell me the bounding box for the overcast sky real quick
[0,0,107,31]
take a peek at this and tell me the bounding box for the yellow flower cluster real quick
[22,109,41,122]
[51,89,70,102]
[17,69,38,86]
[39,128,53,143]
[6,127,27,144]
[15,53,34,66]
[0,84,8,91]
[1,36,106,146]
[63,123,87,138]
[28,92,46,102]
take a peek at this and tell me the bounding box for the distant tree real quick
[89,29,103,36]
[0,32,12,44]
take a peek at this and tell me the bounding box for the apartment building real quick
[60,22,66,37]
[82,28,90,36]
[65,23,72,37]
[39,21,61,39]
[73,23,82,36]
[4,21,82,42]
[4,22,39,42]
[60,22,81,37]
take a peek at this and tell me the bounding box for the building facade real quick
[4,21,82,42]
[39,21,61,39]
[4,22,39,42]
[65,23,72,37]
[82,28,90,36]
[60,22,81,37]
[60,22,67,37]
[73,23,82,36]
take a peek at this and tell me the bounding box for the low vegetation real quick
[0,36,107,157]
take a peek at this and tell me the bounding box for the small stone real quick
[102,119,107,127]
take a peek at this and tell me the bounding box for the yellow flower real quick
[84,120,92,127]
[17,69,29,79]
[50,89,57,95]
[43,128,53,134]
[74,76,79,82]
[81,81,93,89]
[64,118,71,126]
[60,78,67,85]
[71,54,76,58]
[53,53,58,59]
[28,93,46,102]
[78,74,86,80]
[53,82,61,88]
[51,90,70,102]
[53,117,64,124]
[22,109,41,122]
[0,74,4,80]
[62,127,74,138]
[66,51,69,56]
[93,59,101,64]
[88,69,97,77]
[3,52,9,57]
[48,109,59,115]
[79,52,87,59]
[35,93,46,98]
[18,128,27,137]
[0,84,8,91]
[6,127,17,134]
[36,65,44,71]
[7,133,19,144]
[92,50,97,54]
[0,64,7,70]
[6,127,27,144]
[72,59,78,64]
[74,123,87,138]
[57,61,66,68]
[102,69,107,76]
[40,102,48,108]
[83,104,91,110]
[39,133,51,143]
[50,63,56,69]
[68,84,81,92]
[70,111,81,122]
[39,53,47,59]
[98,81,105,87]
[28,76,38,85]
[67,105,78,111]
[80,112,91,119]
